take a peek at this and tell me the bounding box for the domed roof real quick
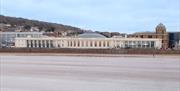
[78,32,107,38]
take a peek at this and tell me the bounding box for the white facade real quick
[15,37,162,49]
[0,32,43,48]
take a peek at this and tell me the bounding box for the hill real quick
[0,15,85,34]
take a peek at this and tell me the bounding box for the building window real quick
[151,41,155,47]
[138,41,141,48]
[148,35,152,38]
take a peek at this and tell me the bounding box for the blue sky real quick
[0,0,179,33]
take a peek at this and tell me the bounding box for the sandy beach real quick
[0,54,180,91]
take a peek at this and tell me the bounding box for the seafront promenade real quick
[0,54,180,91]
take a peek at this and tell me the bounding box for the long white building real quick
[15,33,162,49]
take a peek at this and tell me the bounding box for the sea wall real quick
[0,48,180,54]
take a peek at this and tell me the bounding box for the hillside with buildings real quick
[0,15,179,50]
[0,15,85,35]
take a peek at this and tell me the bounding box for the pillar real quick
[92,41,94,47]
[45,40,47,48]
[41,40,43,48]
[33,40,35,48]
[49,40,51,48]
[36,40,39,48]
[29,40,31,48]
[97,41,100,47]
[105,41,107,47]
[72,40,74,47]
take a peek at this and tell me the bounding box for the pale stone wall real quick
[15,38,27,47]
[15,37,162,49]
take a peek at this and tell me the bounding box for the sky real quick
[0,0,180,33]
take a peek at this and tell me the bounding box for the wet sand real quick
[0,54,180,91]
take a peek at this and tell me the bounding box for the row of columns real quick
[27,40,53,48]
[25,39,156,49]
[65,40,110,48]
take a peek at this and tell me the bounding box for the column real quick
[34,40,36,48]
[44,40,47,48]
[36,40,39,48]
[92,41,95,47]
[29,40,31,48]
[41,40,43,48]
[97,41,100,47]
[105,41,107,47]
[49,40,51,48]
[33,40,35,48]
[71,40,73,47]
